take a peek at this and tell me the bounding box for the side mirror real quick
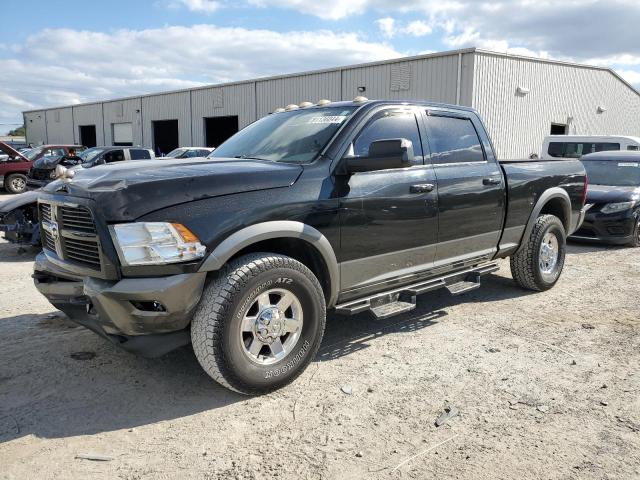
[343,138,414,174]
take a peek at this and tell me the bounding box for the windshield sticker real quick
[618,162,639,167]
[307,116,348,124]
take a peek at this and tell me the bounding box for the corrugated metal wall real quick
[102,98,143,146]
[142,91,192,148]
[44,108,73,144]
[473,52,640,159]
[191,83,256,145]
[72,103,105,145]
[24,111,47,145]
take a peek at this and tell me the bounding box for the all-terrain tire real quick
[4,173,27,194]
[191,253,326,395]
[510,214,566,291]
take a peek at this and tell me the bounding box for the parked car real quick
[27,146,155,190]
[0,146,155,245]
[31,99,587,395]
[165,147,214,159]
[0,144,85,194]
[541,135,640,160]
[570,151,640,246]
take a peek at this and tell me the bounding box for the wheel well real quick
[539,198,569,231]
[226,237,332,303]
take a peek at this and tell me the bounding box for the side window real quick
[185,150,199,158]
[199,150,211,156]
[351,109,423,164]
[564,143,583,158]
[628,145,639,151]
[130,149,151,160]
[548,142,565,158]
[425,115,484,164]
[104,150,125,163]
[594,143,620,152]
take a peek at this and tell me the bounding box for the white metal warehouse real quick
[23,48,640,159]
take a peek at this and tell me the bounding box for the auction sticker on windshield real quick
[307,116,349,124]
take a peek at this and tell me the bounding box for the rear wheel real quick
[191,253,326,395]
[510,214,566,291]
[4,174,27,194]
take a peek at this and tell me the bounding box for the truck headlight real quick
[110,222,206,266]
[49,170,58,179]
[600,202,635,214]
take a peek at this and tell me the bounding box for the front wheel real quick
[4,174,27,194]
[191,253,326,395]
[629,218,640,247]
[510,214,566,291]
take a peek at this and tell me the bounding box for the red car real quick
[0,142,84,194]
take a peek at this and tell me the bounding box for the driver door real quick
[337,107,439,297]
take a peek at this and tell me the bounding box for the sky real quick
[1,0,639,134]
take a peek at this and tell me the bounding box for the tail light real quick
[581,174,588,206]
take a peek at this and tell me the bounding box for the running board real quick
[335,262,499,317]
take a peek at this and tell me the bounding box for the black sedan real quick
[571,151,640,247]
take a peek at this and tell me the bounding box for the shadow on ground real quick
[0,240,39,263]
[0,270,537,442]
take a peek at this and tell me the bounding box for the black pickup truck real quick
[32,99,587,394]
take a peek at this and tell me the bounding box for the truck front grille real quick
[39,202,103,271]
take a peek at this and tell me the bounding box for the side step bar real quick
[335,262,499,319]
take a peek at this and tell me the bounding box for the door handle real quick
[409,183,435,193]
[482,177,501,186]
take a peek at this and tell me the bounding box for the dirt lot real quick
[0,194,638,479]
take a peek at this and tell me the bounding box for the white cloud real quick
[169,0,221,13]
[248,0,370,20]
[406,20,432,37]
[376,17,396,38]
[0,25,401,133]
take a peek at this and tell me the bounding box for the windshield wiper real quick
[233,155,270,161]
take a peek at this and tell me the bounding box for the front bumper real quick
[570,209,637,245]
[33,252,207,357]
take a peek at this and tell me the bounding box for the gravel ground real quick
[0,192,638,479]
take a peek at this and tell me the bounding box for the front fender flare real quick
[198,221,340,307]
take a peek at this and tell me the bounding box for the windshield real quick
[80,147,108,163]
[582,159,640,186]
[25,147,44,160]
[166,148,188,158]
[210,106,357,164]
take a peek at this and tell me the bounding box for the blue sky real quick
[1,0,639,134]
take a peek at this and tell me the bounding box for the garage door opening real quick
[79,125,97,148]
[205,116,239,148]
[153,119,179,156]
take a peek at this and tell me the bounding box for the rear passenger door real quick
[422,109,505,265]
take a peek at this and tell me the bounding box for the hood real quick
[33,155,81,170]
[0,141,28,162]
[585,185,640,204]
[43,157,303,220]
[0,190,40,214]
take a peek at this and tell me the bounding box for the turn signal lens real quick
[172,223,200,243]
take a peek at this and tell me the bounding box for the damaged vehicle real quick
[0,141,32,194]
[0,146,154,245]
[31,99,587,395]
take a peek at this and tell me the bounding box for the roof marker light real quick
[353,96,369,103]
[285,104,299,111]
[317,99,331,106]
[273,107,285,113]
[299,101,313,108]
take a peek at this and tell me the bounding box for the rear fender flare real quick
[198,221,340,307]
[516,187,571,253]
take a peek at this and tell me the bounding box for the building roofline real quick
[23,46,640,114]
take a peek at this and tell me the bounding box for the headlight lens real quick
[111,222,206,266]
[49,170,58,179]
[600,201,635,214]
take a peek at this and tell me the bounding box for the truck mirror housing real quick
[344,138,414,173]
